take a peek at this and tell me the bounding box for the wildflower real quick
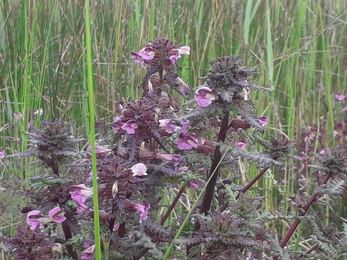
[34,108,43,116]
[159,119,180,134]
[26,206,66,230]
[13,112,23,120]
[181,120,190,135]
[195,86,216,107]
[69,184,93,213]
[131,163,148,177]
[236,141,247,150]
[242,87,251,100]
[177,133,199,150]
[257,116,269,126]
[26,210,44,230]
[135,202,151,221]
[177,77,190,95]
[131,47,155,67]
[336,93,345,101]
[48,206,66,223]
[87,145,111,154]
[156,153,184,165]
[190,180,204,189]
[121,119,138,134]
[178,46,190,55]
[0,150,4,159]
[81,244,95,260]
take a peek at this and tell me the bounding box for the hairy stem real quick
[161,183,187,225]
[61,220,78,260]
[273,173,332,260]
[199,113,229,214]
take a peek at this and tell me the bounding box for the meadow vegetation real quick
[0,0,347,259]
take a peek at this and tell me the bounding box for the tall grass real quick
[1,0,347,254]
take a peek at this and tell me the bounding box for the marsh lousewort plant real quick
[1,38,347,259]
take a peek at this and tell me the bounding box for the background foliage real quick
[0,0,347,258]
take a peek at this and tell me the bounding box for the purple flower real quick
[159,119,180,133]
[49,206,66,223]
[177,46,190,55]
[139,47,155,60]
[181,120,190,135]
[121,119,138,134]
[81,244,95,260]
[257,116,268,126]
[13,112,23,120]
[177,133,199,150]
[34,108,43,116]
[26,210,44,230]
[236,141,247,150]
[0,150,4,159]
[69,184,93,213]
[190,180,203,189]
[336,93,345,101]
[87,145,111,154]
[156,153,184,164]
[131,47,155,67]
[131,163,148,177]
[177,77,190,95]
[243,87,251,100]
[135,202,151,221]
[195,86,216,107]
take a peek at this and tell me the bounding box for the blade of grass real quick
[85,0,101,258]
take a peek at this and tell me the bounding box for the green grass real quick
[1,0,347,256]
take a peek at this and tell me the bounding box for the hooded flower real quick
[156,153,184,165]
[81,244,95,260]
[0,150,4,159]
[131,163,148,177]
[257,116,269,127]
[26,210,44,230]
[195,86,216,107]
[121,119,138,134]
[26,206,66,230]
[236,141,247,150]
[49,206,66,223]
[159,119,181,134]
[131,47,155,67]
[336,93,345,101]
[177,133,200,150]
[69,184,93,213]
[135,202,151,221]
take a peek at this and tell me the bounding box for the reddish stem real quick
[273,174,332,260]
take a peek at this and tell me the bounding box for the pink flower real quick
[0,150,4,159]
[181,120,190,135]
[190,180,204,189]
[177,133,199,150]
[336,93,345,101]
[26,210,44,230]
[236,141,247,150]
[131,163,148,177]
[81,244,95,260]
[121,119,138,134]
[177,77,190,95]
[131,47,155,67]
[243,87,251,100]
[257,116,268,126]
[13,112,23,120]
[26,207,66,230]
[159,119,180,133]
[195,86,216,107]
[87,145,111,154]
[135,202,151,221]
[34,108,43,116]
[49,206,66,223]
[178,46,190,55]
[156,153,184,164]
[69,184,93,213]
